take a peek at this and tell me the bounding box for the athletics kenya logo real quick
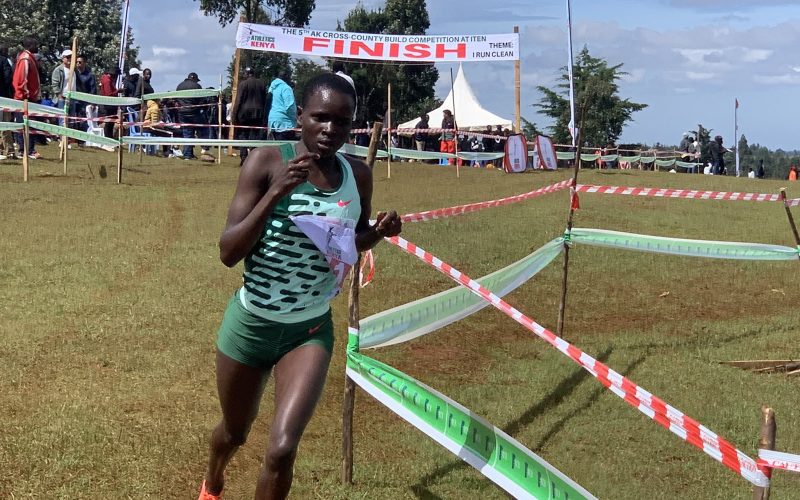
[249,35,276,49]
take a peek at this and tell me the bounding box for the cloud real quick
[152,47,187,57]
[686,71,715,80]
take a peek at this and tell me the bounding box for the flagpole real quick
[735,98,740,177]
[566,0,577,148]
[117,0,131,88]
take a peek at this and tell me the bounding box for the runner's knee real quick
[265,435,299,467]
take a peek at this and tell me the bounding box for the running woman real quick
[198,73,401,500]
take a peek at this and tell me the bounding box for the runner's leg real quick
[254,343,331,499]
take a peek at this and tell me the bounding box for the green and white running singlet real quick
[239,147,362,323]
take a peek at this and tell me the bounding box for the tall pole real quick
[228,14,245,157]
[780,188,800,253]
[62,37,77,172]
[116,107,124,184]
[342,122,382,485]
[117,0,131,89]
[386,83,392,179]
[514,26,521,134]
[735,98,740,177]
[22,100,29,182]
[217,74,223,164]
[450,67,460,177]
[566,0,577,147]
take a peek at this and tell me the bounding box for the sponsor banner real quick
[236,23,519,62]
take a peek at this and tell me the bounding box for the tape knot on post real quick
[562,230,573,245]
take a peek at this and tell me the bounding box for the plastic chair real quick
[84,105,109,149]
[125,106,151,153]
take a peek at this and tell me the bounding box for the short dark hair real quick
[301,72,357,108]
[77,54,87,61]
[22,35,37,51]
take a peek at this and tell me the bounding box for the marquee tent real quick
[397,64,512,131]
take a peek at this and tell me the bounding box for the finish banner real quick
[235,23,519,62]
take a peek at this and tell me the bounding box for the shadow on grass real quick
[410,347,624,499]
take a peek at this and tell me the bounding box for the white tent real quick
[397,64,512,132]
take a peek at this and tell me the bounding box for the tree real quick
[198,0,314,91]
[336,0,438,125]
[536,46,646,147]
[291,58,326,103]
[0,0,140,84]
[521,117,540,140]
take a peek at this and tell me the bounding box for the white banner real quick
[236,23,519,62]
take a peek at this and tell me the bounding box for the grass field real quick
[1,143,799,499]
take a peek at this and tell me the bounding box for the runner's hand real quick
[268,152,318,199]
[373,210,402,238]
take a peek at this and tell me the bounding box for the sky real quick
[130,0,800,150]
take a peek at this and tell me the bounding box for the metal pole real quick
[514,26,521,134]
[566,0,577,147]
[22,100,29,182]
[217,74,223,164]
[228,15,245,157]
[450,67,460,177]
[117,107,123,184]
[386,83,392,179]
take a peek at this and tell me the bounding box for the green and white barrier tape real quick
[346,351,595,499]
[143,88,221,101]
[570,228,800,260]
[0,97,65,116]
[27,120,120,148]
[65,91,143,107]
[360,238,564,349]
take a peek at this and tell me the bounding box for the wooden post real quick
[217,74,223,164]
[342,124,384,485]
[22,100,29,182]
[556,108,585,337]
[365,121,384,168]
[386,83,392,179]
[139,86,146,163]
[514,26,521,134]
[228,15,245,157]
[752,406,776,500]
[62,37,77,172]
[779,189,800,253]
[341,255,361,486]
[116,107,123,184]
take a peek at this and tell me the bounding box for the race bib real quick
[290,215,358,297]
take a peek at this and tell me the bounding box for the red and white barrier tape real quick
[786,197,800,208]
[758,450,800,473]
[400,179,572,223]
[385,234,770,488]
[575,184,781,202]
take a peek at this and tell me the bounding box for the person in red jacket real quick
[99,66,121,138]
[12,35,41,159]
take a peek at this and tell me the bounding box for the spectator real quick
[232,66,267,166]
[790,165,798,181]
[709,135,726,175]
[747,167,755,179]
[142,99,171,156]
[413,113,428,160]
[176,71,203,160]
[135,68,153,98]
[354,119,369,147]
[12,35,41,159]
[267,69,297,140]
[99,66,121,138]
[123,67,140,98]
[757,159,765,179]
[51,49,74,126]
[494,124,503,151]
[0,43,14,159]
[482,125,494,154]
[440,109,456,165]
[73,54,97,136]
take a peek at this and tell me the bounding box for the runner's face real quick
[298,87,354,158]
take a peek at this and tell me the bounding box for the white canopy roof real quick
[397,64,512,131]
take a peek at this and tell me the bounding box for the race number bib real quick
[290,215,358,297]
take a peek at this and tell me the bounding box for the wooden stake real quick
[22,100,29,182]
[341,255,361,486]
[779,189,800,253]
[365,121,384,168]
[556,106,585,337]
[228,15,245,157]
[386,83,392,179]
[217,74,223,164]
[139,86,145,163]
[116,107,123,184]
[62,37,77,173]
[342,123,384,486]
[514,26,521,134]
[450,68,460,177]
[752,406,776,500]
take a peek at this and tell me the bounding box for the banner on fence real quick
[503,134,528,173]
[536,135,558,170]
[236,23,519,62]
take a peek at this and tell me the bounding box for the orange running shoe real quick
[198,480,222,500]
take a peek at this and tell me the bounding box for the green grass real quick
[1,143,799,499]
